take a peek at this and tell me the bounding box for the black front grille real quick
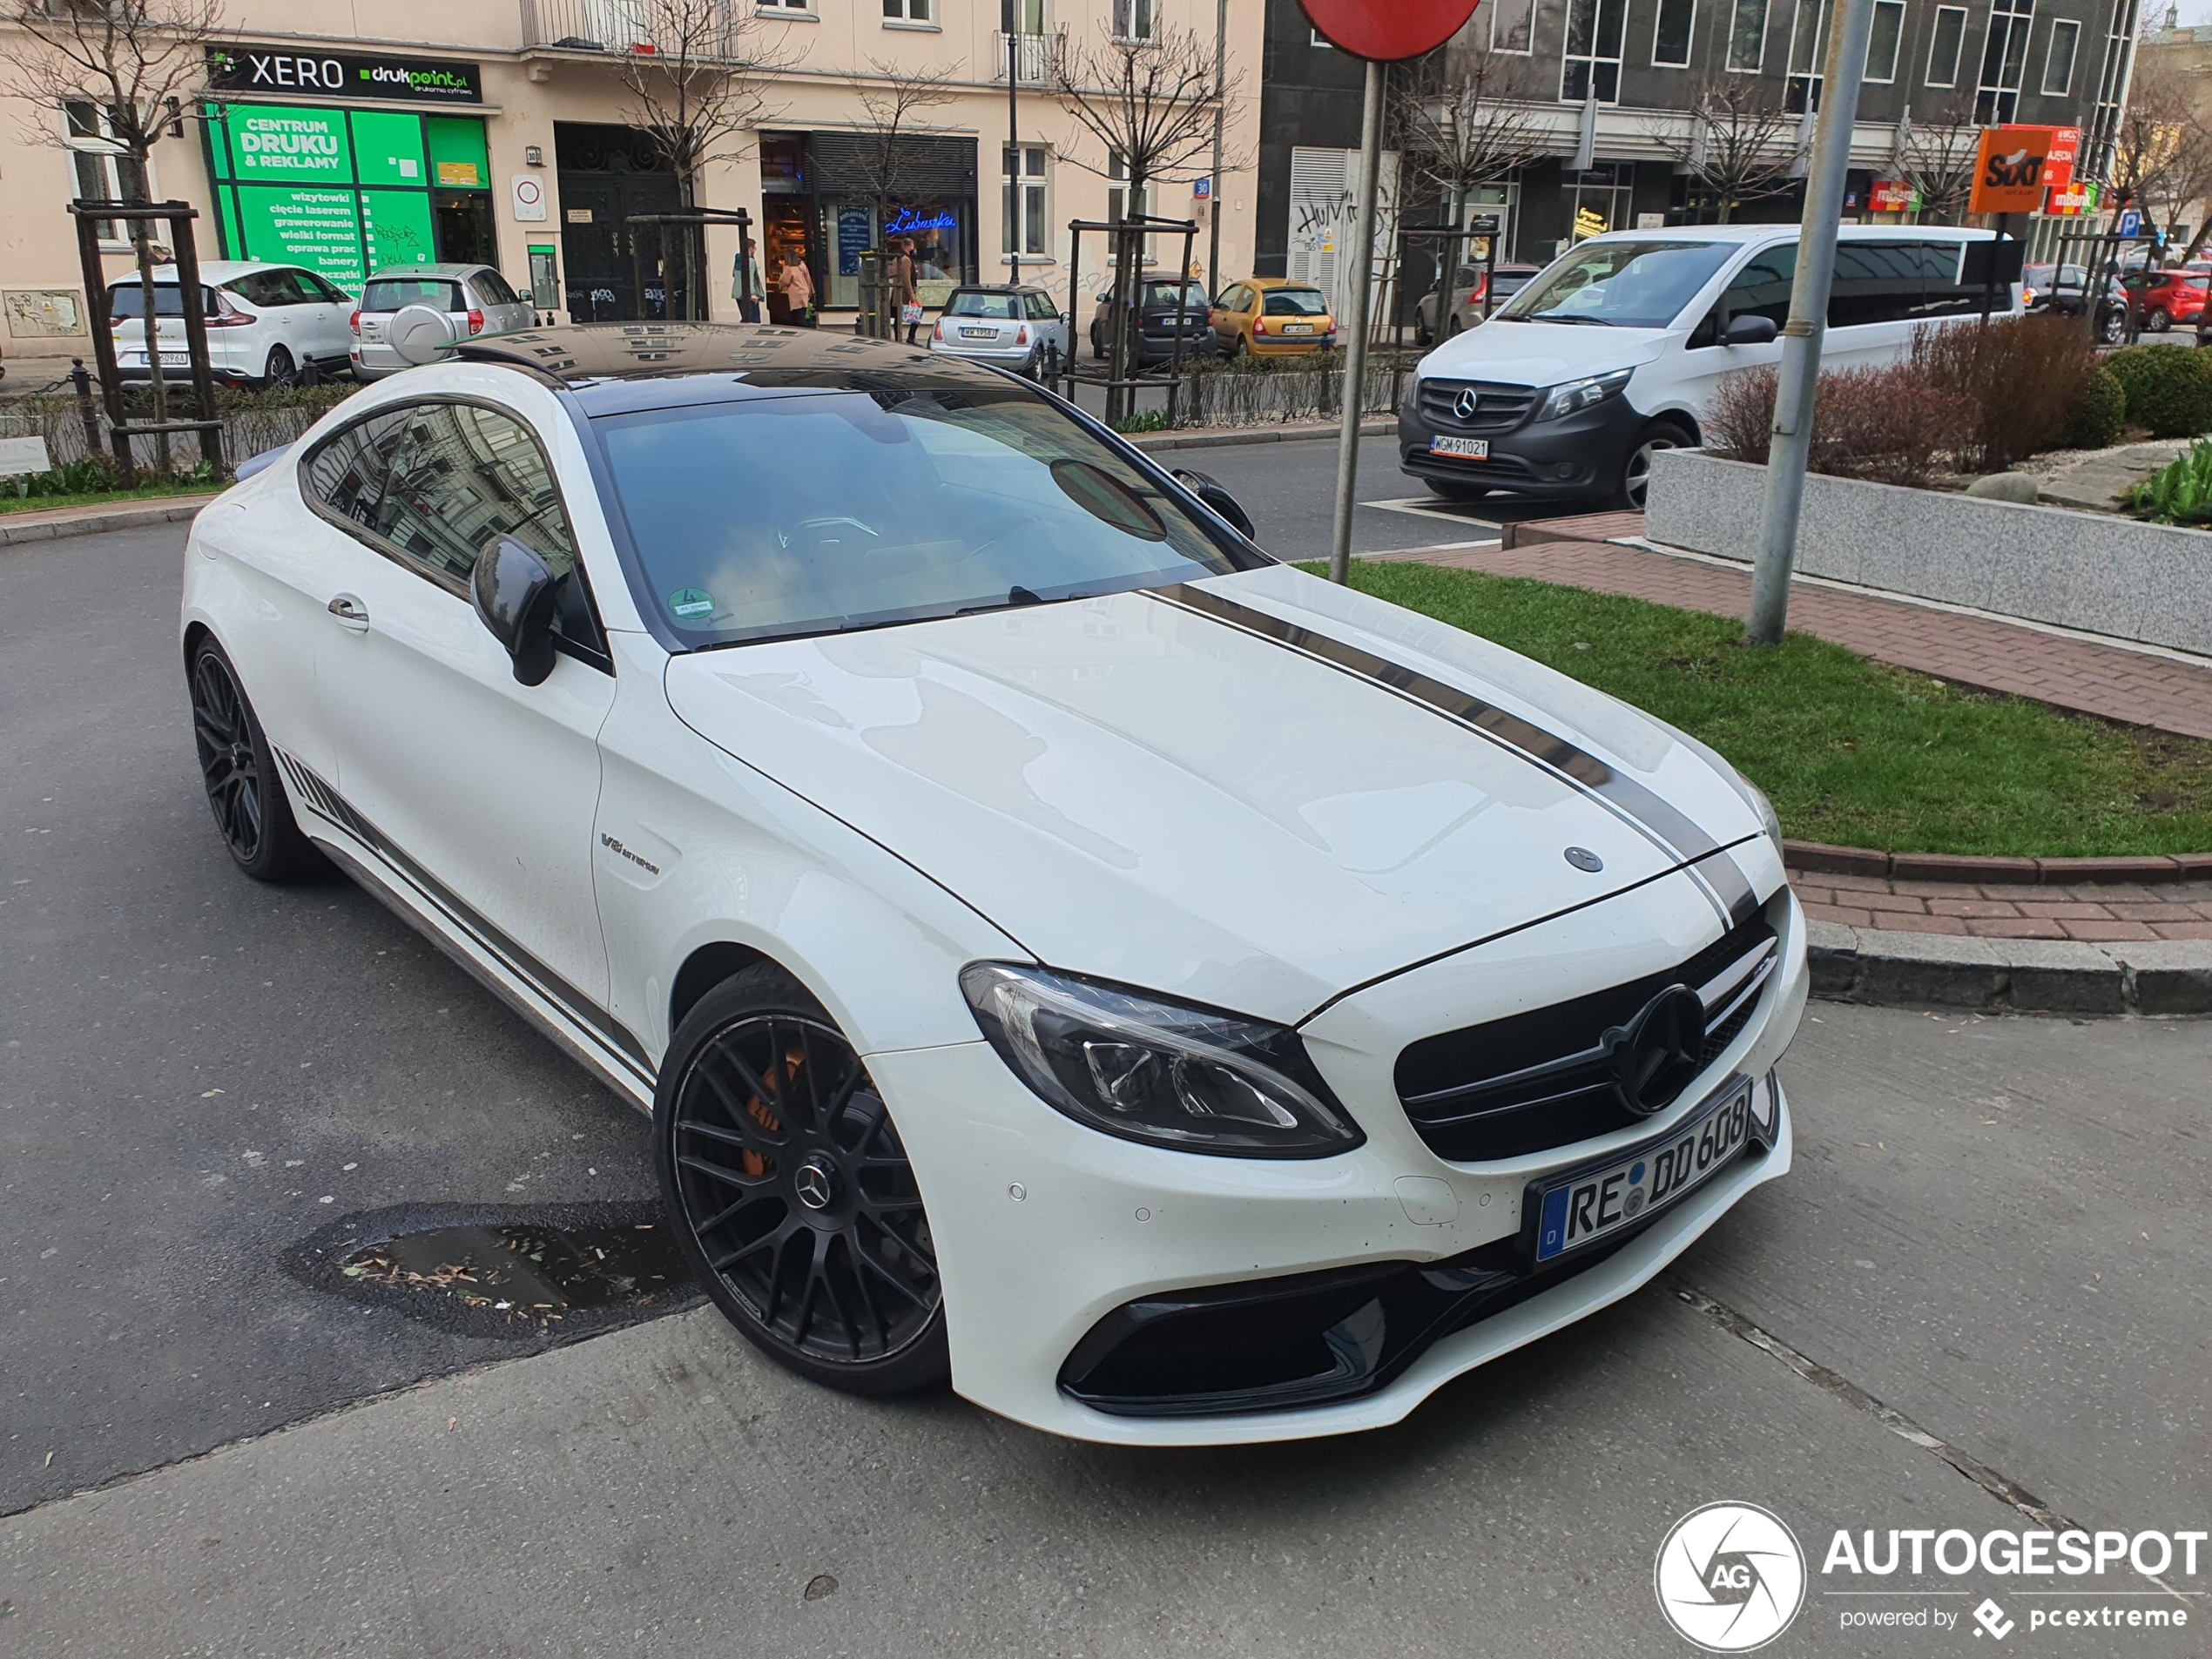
[1419,377,1540,435]
[1394,910,1778,1163]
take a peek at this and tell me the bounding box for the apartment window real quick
[1925,3,1967,85]
[1653,0,1695,66]
[1491,0,1535,52]
[1726,0,1769,71]
[1785,0,1830,111]
[1108,154,1154,260]
[1003,0,1044,25]
[65,103,146,245]
[2042,17,2080,95]
[758,0,812,9]
[883,0,931,20]
[1865,0,1905,80]
[1113,0,1157,40]
[1003,145,1047,257]
[1561,0,1628,101]
[1976,0,2035,123]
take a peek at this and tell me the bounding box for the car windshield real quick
[596,387,1255,648]
[106,282,221,320]
[1262,288,1327,316]
[361,278,464,313]
[944,292,1022,319]
[1494,239,1737,328]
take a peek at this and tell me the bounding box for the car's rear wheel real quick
[1445,314,1464,339]
[658,967,948,1396]
[1089,324,1106,360]
[187,638,320,881]
[2146,306,2172,334]
[258,345,296,390]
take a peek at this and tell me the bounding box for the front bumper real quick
[871,873,1808,1446]
[1398,384,1645,501]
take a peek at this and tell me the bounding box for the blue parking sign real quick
[2117,206,2144,237]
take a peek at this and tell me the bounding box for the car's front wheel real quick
[187,637,321,881]
[657,966,949,1396]
[1616,421,1693,511]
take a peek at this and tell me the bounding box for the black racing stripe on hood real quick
[1150,583,1762,920]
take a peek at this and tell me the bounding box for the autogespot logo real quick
[1656,1502,1808,1652]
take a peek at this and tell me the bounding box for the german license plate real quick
[961,327,996,339]
[1530,1079,1754,1264]
[1431,435,1488,459]
[1284,322,1313,334]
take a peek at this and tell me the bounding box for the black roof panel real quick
[451,322,1017,413]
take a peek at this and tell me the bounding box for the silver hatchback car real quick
[349,263,536,379]
[926,285,1070,378]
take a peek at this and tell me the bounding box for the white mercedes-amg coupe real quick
[180,323,1805,1446]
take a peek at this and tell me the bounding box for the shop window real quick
[1004,145,1047,258]
[1925,4,1967,85]
[65,102,146,244]
[1652,0,1694,67]
[1561,0,1627,103]
[1726,0,1768,71]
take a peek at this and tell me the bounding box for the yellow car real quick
[1210,278,1337,357]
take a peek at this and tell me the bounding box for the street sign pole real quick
[1328,57,1387,586]
[1745,0,1878,646]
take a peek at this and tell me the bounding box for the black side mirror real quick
[1172,467,1257,539]
[1723,314,1779,347]
[471,535,560,686]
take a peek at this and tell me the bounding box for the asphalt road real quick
[3,460,2206,1655]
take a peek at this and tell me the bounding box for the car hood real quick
[663,563,1764,1024]
[1418,321,1671,388]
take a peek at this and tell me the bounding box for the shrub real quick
[2101,344,2212,438]
[1702,361,1973,488]
[1110,408,1170,433]
[1907,313,2096,472]
[2123,436,2212,524]
[2060,364,2128,450]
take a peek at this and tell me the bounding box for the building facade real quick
[1256,0,2137,316]
[1,0,1262,366]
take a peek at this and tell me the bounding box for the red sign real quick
[1970,125,2059,215]
[1298,0,1483,60]
[2009,124,2080,194]
[1869,179,1915,213]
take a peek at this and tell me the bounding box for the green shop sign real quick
[203,103,488,293]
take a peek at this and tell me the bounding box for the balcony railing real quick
[520,0,748,57]
[992,30,1058,85]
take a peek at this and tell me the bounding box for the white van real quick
[1399,224,2019,510]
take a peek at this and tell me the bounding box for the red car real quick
[2127,269,2210,332]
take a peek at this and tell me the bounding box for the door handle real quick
[327,593,369,631]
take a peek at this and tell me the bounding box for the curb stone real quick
[0,496,219,547]
[1807,921,2212,1014]
[1130,417,1393,454]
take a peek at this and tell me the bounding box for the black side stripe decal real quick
[274,750,655,1083]
[1151,583,1764,921]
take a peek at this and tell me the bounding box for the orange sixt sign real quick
[1971,126,2060,213]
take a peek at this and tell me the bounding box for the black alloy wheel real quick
[658,968,948,1395]
[188,639,319,881]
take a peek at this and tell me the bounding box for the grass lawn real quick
[1310,560,2212,859]
[0,477,219,516]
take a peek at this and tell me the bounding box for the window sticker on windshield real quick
[668,588,716,621]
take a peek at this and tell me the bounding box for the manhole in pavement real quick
[288,1201,697,1339]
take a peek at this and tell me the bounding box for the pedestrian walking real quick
[779,252,816,327]
[733,236,765,324]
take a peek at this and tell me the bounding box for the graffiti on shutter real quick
[1285,145,1401,320]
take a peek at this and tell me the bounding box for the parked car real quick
[349,264,536,379]
[1413,264,1544,345]
[1089,278,1217,368]
[926,284,1069,377]
[1209,278,1336,357]
[108,260,354,388]
[1402,225,2019,510]
[2121,267,2210,334]
[2023,262,2126,343]
[180,321,1804,1445]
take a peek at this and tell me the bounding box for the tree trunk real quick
[129,207,173,476]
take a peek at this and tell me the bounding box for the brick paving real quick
[1791,873,2212,941]
[1380,528,2212,741]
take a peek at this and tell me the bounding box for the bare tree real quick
[1895,95,1984,224]
[1645,76,1796,224]
[612,0,801,316]
[2114,55,2212,258]
[3,0,228,470]
[1391,45,1548,332]
[1052,24,1231,415]
[846,56,959,329]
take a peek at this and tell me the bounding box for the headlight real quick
[1741,777,1784,851]
[1534,368,1633,421]
[1655,720,1784,852]
[960,962,1364,1158]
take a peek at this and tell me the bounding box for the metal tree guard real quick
[625,206,752,322]
[67,199,226,483]
[1062,212,1201,426]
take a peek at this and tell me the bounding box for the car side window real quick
[364,401,599,650]
[1028,291,1058,320]
[300,408,410,526]
[474,269,522,307]
[229,271,287,308]
[1828,242,1923,328]
[1689,245,1797,345]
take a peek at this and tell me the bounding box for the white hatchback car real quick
[182,324,1805,1446]
[110,260,355,388]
